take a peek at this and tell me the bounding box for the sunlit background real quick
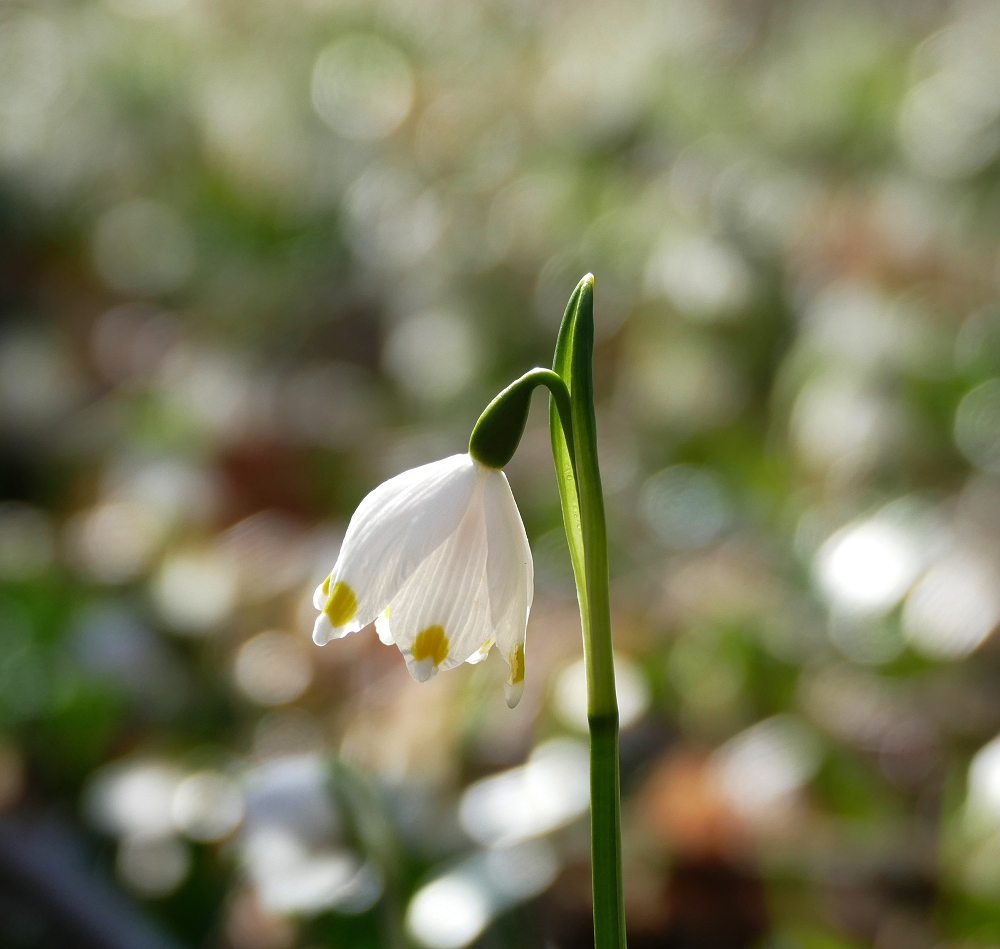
[5,0,1000,946]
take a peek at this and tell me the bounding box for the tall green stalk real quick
[469,274,625,947]
[550,275,626,949]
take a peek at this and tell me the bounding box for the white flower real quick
[312,453,533,708]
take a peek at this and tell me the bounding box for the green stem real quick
[550,275,626,949]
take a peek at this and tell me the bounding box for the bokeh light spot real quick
[116,834,190,898]
[553,654,650,733]
[383,310,478,402]
[712,715,821,820]
[0,15,66,120]
[902,553,1000,660]
[640,464,732,549]
[955,379,1000,472]
[312,35,413,141]
[153,549,238,634]
[968,734,1000,826]
[813,504,932,618]
[234,631,313,706]
[645,235,752,320]
[172,770,245,842]
[406,874,492,949]
[65,501,165,585]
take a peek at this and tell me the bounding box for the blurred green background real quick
[5,0,1000,947]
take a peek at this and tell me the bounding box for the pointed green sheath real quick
[550,281,588,613]
[550,274,626,949]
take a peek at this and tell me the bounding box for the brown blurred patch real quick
[653,859,768,949]
[637,750,748,859]
[218,441,317,523]
[543,852,769,949]
[224,888,296,949]
[621,749,769,948]
[0,739,24,812]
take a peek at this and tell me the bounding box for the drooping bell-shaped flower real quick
[312,453,532,707]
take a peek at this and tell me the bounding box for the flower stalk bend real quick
[469,367,575,471]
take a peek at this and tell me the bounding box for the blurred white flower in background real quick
[85,759,192,897]
[407,873,492,949]
[242,827,368,914]
[312,35,414,141]
[458,738,590,848]
[712,715,822,821]
[645,234,753,321]
[153,549,238,634]
[552,654,651,733]
[86,760,185,839]
[84,752,384,911]
[406,840,558,949]
[813,497,944,616]
[903,552,1000,661]
[234,631,314,707]
[383,310,479,403]
[239,753,381,915]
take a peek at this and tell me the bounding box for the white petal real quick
[483,470,533,626]
[465,638,493,664]
[318,454,478,638]
[374,608,393,645]
[312,611,334,646]
[386,478,492,681]
[482,470,533,707]
[503,678,524,709]
[313,581,327,610]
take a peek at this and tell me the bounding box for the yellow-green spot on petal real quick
[321,574,331,596]
[510,643,525,684]
[412,625,449,666]
[323,580,357,627]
